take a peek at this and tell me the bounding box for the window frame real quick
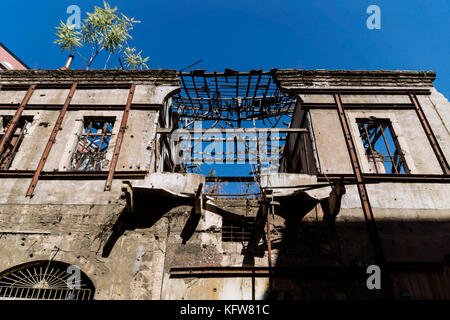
[356,117,410,174]
[71,116,115,172]
[0,115,33,169]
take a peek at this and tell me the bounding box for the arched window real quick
[0,260,95,300]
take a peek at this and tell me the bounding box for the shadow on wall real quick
[101,188,195,257]
[100,180,450,300]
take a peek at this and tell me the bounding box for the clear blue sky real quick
[1,0,449,96]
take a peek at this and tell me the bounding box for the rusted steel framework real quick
[104,84,135,191]
[172,69,296,129]
[334,93,392,298]
[170,70,304,188]
[222,217,254,242]
[71,118,114,172]
[357,118,409,174]
[26,83,77,197]
[409,93,450,175]
[0,84,35,156]
[0,116,31,169]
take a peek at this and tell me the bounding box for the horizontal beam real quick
[0,83,136,90]
[158,128,307,134]
[205,176,256,182]
[284,88,432,95]
[0,104,161,111]
[317,173,450,184]
[0,170,147,180]
[170,266,366,278]
[301,103,415,110]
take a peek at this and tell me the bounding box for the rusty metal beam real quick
[0,84,35,156]
[317,173,450,184]
[169,266,366,278]
[409,93,450,174]
[205,176,256,182]
[0,170,147,179]
[26,83,77,197]
[104,84,136,191]
[0,83,133,90]
[0,104,161,111]
[334,94,386,265]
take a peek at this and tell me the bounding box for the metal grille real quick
[357,118,409,174]
[0,116,32,169]
[222,217,254,242]
[71,118,114,171]
[0,261,94,300]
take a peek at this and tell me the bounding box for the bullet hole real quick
[39,122,49,127]
[130,135,134,138]
[21,237,25,241]
[68,232,71,235]
[213,288,217,292]
[155,235,159,240]
[21,243,25,246]
[29,254,33,258]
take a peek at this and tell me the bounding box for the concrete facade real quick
[0,69,449,300]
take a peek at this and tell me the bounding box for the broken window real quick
[0,116,32,169]
[71,117,114,171]
[357,118,409,174]
[222,217,254,243]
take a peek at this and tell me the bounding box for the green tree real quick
[54,1,149,70]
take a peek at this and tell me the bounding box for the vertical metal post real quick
[104,84,136,191]
[334,94,391,295]
[379,124,399,174]
[26,83,77,197]
[361,124,379,174]
[409,93,450,175]
[267,202,273,293]
[0,84,35,156]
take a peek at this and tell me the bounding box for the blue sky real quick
[1,0,449,96]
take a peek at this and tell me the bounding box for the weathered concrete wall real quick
[309,109,353,174]
[366,183,450,262]
[299,91,448,175]
[0,200,169,299]
[417,88,450,163]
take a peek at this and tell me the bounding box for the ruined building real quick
[0,68,449,300]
